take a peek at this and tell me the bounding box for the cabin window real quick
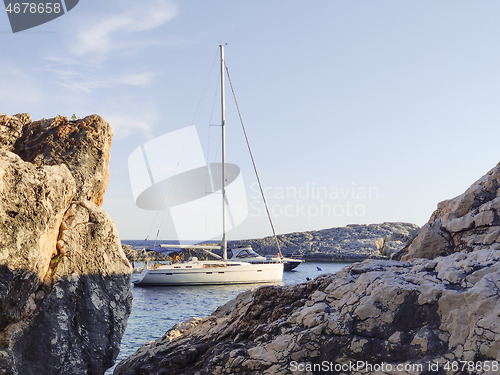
[235,248,261,258]
[237,250,252,258]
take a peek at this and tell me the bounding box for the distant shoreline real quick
[122,222,417,264]
[302,255,385,263]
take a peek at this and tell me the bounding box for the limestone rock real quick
[115,249,500,374]
[57,201,131,277]
[0,150,75,335]
[13,115,113,206]
[12,201,131,375]
[396,162,500,260]
[0,113,131,374]
[0,113,29,151]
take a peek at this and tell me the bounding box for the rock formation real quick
[123,245,171,262]
[14,114,112,206]
[230,222,418,261]
[396,162,500,261]
[0,113,131,374]
[115,162,500,374]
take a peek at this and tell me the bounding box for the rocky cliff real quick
[115,162,500,375]
[0,113,131,374]
[230,222,418,261]
[395,162,500,261]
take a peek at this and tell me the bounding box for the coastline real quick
[301,255,384,263]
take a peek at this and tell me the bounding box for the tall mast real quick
[220,44,227,261]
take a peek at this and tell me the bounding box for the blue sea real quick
[109,240,351,373]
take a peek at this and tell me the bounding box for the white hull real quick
[133,260,284,286]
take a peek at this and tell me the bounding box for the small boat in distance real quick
[133,45,284,286]
[228,245,303,271]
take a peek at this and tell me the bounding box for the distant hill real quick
[229,222,419,262]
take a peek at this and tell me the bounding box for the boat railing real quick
[284,253,304,260]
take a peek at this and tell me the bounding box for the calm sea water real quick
[108,241,351,373]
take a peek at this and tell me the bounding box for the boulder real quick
[115,249,500,374]
[396,162,500,261]
[0,150,75,336]
[0,113,28,151]
[11,201,131,375]
[13,115,113,206]
[0,113,131,374]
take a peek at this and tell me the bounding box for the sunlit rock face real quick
[13,114,113,206]
[0,113,131,374]
[395,162,500,261]
[116,162,500,375]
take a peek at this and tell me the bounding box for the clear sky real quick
[1,1,500,241]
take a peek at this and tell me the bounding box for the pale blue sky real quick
[1,1,500,240]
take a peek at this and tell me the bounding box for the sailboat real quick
[133,45,284,286]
